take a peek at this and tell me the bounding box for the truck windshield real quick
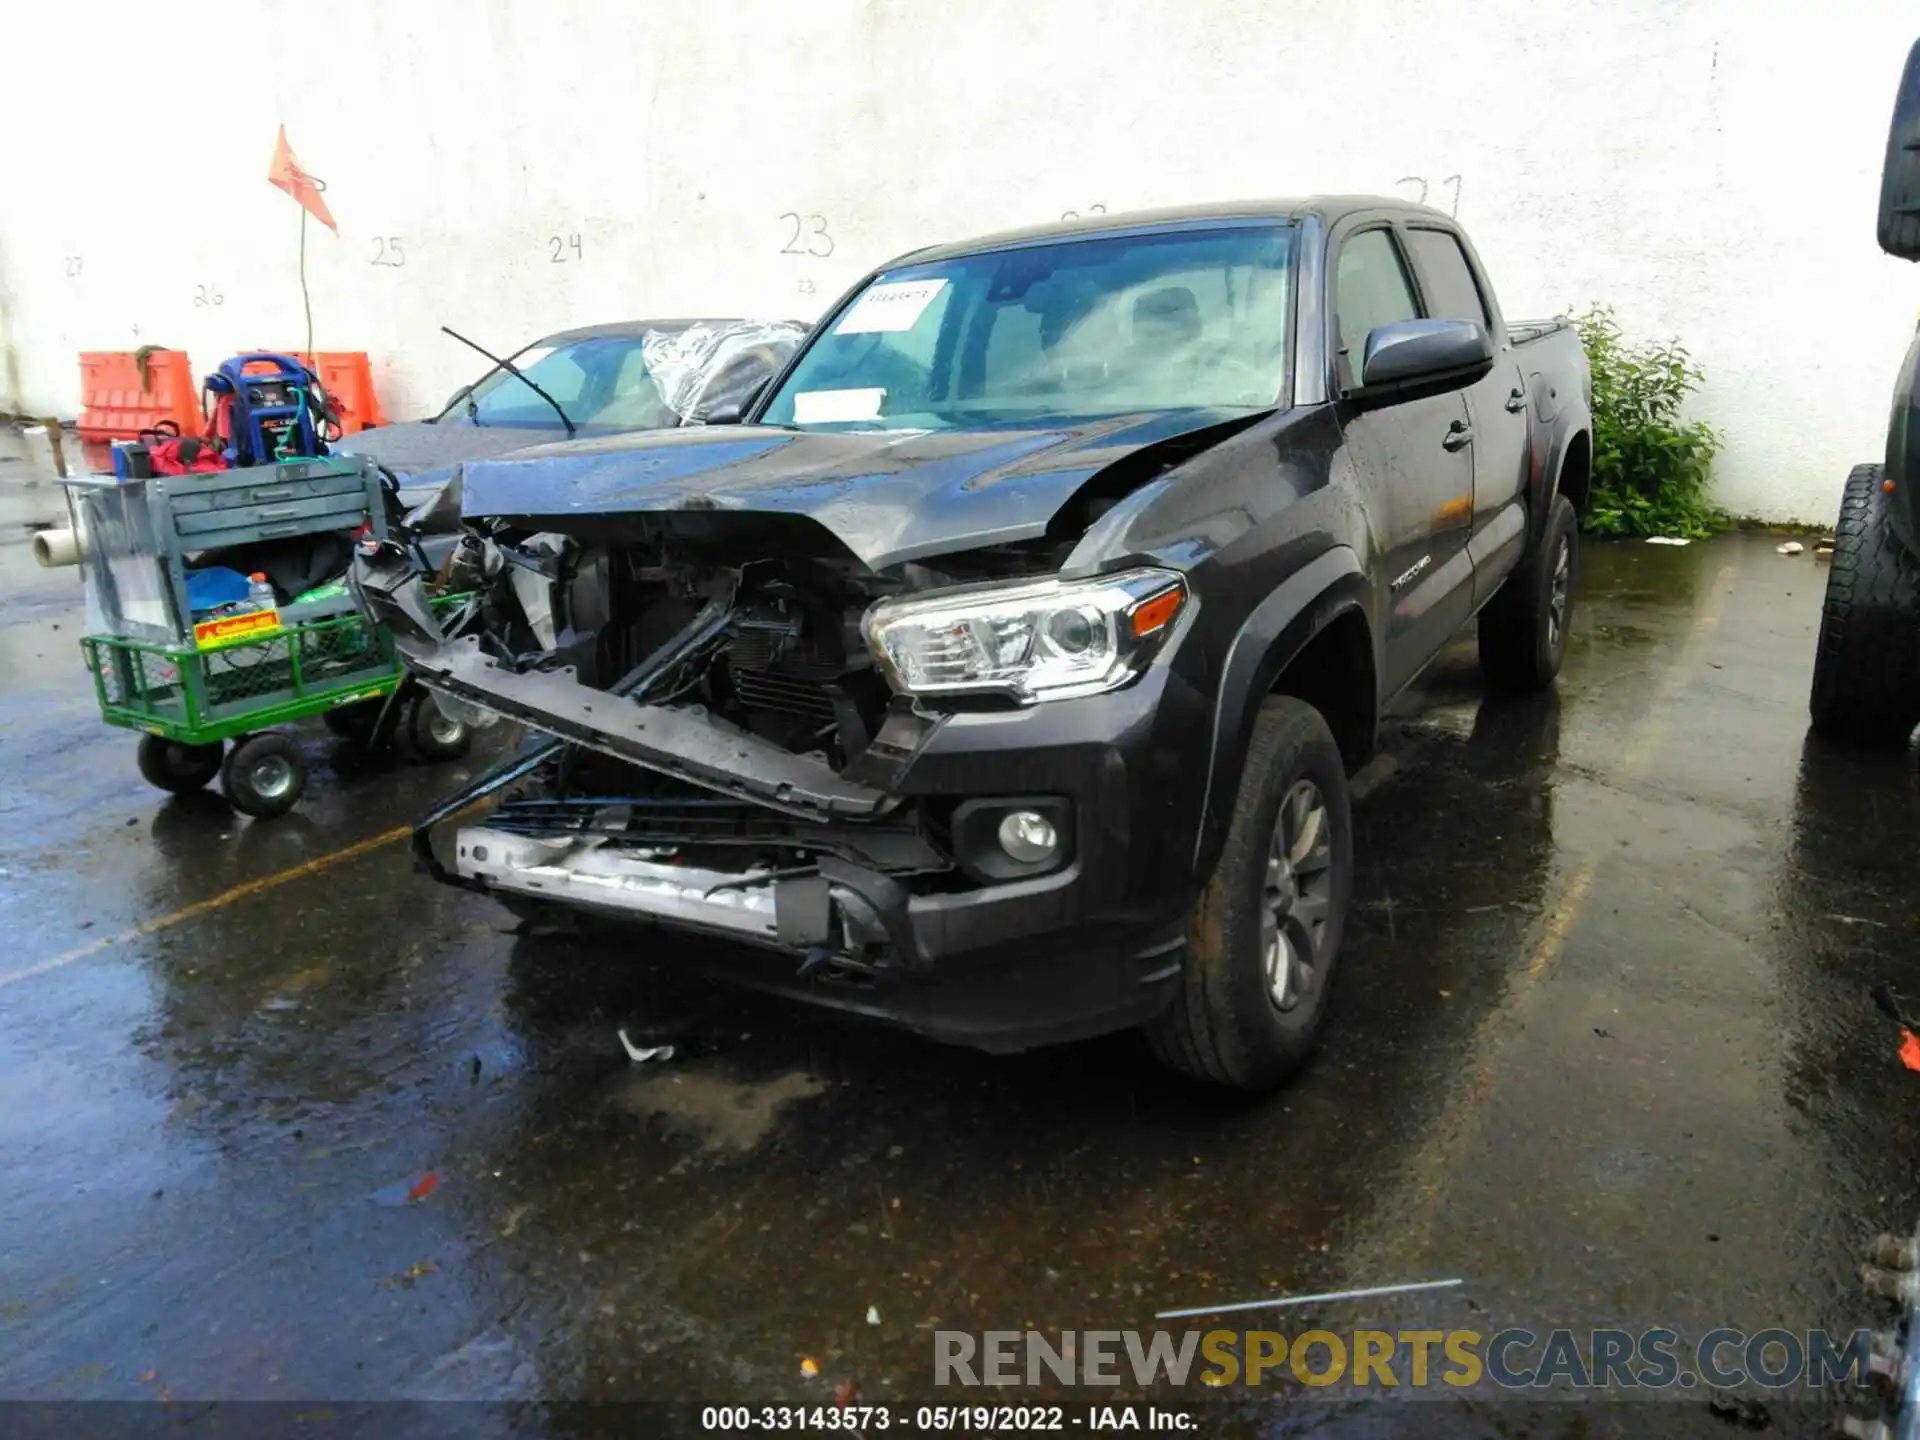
[761,224,1293,431]
[448,334,677,431]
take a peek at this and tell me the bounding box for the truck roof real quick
[892,196,1458,267]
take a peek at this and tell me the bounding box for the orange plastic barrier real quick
[76,350,203,441]
[291,351,386,433]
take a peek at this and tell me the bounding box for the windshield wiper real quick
[440,325,576,439]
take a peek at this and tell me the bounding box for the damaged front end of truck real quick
[349,410,1253,1044]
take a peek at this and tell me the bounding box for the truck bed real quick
[1507,318,1571,348]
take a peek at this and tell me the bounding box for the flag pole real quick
[299,206,314,363]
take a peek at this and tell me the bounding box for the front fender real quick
[1191,546,1371,878]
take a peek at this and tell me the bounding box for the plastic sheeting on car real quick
[643,320,809,424]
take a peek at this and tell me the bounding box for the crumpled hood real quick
[332,419,571,497]
[459,409,1256,570]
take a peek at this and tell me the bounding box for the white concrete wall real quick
[2,0,1914,521]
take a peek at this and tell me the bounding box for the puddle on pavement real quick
[612,1066,827,1156]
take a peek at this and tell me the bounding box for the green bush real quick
[1572,306,1724,538]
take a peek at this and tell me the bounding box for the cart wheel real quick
[407,691,472,762]
[322,698,387,747]
[136,735,224,794]
[221,733,308,819]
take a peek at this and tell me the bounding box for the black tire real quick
[1809,464,1920,744]
[220,732,307,819]
[1880,39,1920,259]
[407,691,472,762]
[321,698,388,746]
[1147,696,1353,1090]
[1478,493,1578,693]
[136,735,224,794]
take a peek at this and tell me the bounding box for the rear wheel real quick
[220,732,307,819]
[1809,464,1920,744]
[1478,494,1578,693]
[1147,696,1353,1090]
[321,698,388,746]
[136,735,223,794]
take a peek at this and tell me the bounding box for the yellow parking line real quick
[0,824,413,992]
[1347,557,1740,1268]
[1521,556,1738,975]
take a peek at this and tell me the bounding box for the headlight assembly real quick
[862,568,1188,704]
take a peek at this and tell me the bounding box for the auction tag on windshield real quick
[793,388,886,423]
[194,608,282,651]
[835,279,947,334]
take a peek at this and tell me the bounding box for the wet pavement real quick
[2,430,1918,1437]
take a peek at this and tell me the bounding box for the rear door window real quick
[1404,228,1491,328]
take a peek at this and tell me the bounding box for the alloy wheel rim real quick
[1262,779,1334,1011]
[1548,537,1572,652]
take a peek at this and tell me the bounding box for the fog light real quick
[997,809,1058,864]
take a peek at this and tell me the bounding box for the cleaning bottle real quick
[247,572,277,611]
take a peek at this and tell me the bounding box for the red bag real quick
[140,422,228,475]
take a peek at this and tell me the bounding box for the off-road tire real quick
[1478,494,1579,693]
[1880,39,1920,258]
[136,735,223,793]
[1809,464,1920,744]
[1147,696,1353,1090]
[220,732,308,819]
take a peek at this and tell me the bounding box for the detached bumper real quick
[385,582,1205,1051]
[457,823,1186,1051]
[401,635,891,822]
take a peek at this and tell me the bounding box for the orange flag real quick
[268,125,337,233]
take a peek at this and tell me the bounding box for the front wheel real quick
[1147,696,1354,1090]
[136,735,224,794]
[1809,464,1920,744]
[220,732,308,819]
[1478,493,1578,693]
[407,691,472,762]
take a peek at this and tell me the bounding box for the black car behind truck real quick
[358,196,1593,1089]
[1810,38,1920,745]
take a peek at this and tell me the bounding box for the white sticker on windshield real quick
[793,387,886,423]
[834,279,947,335]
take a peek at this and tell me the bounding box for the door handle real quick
[1505,387,1529,413]
[1442,420,1474,452]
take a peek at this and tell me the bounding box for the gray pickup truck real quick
[359,196,1593,1089]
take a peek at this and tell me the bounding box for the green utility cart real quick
[65,454,471,818]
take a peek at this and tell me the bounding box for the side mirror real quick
[1357,319,1494,397]
[1879,38,1920,259]
[694,381,766,427]
[442,385,473,416]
